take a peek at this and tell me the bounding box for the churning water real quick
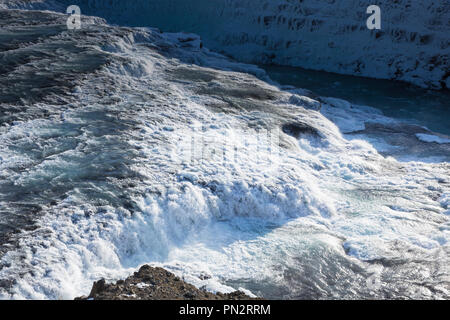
[0,8,448,300]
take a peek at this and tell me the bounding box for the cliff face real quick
[49,0,450,89]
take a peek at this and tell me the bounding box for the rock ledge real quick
[75,265,256,300]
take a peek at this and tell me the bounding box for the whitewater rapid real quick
[0,8,448,299]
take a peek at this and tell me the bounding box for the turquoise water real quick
[264,65,450,135]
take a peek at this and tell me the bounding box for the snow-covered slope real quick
[30,0,450,90]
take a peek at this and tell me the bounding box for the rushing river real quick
[0,8,448,300]
[264,65,450,136]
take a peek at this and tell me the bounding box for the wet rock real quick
[282,122,320,138]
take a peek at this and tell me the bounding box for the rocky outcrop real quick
[75,265,256,300]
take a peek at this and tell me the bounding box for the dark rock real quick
[75,265,260,300]
[282,122,320,138]
[88,278,106,298]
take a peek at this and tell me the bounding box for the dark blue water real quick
[264,65,450,136]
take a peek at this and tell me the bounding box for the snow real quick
[134,283,150,289]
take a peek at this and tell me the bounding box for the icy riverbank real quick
[9,0,449,89]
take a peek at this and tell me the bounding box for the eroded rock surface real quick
[76,265,255,300]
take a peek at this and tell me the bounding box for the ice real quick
[416,133,450,144]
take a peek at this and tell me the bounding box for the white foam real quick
[319,96,393,134]
[0,19,448,300]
